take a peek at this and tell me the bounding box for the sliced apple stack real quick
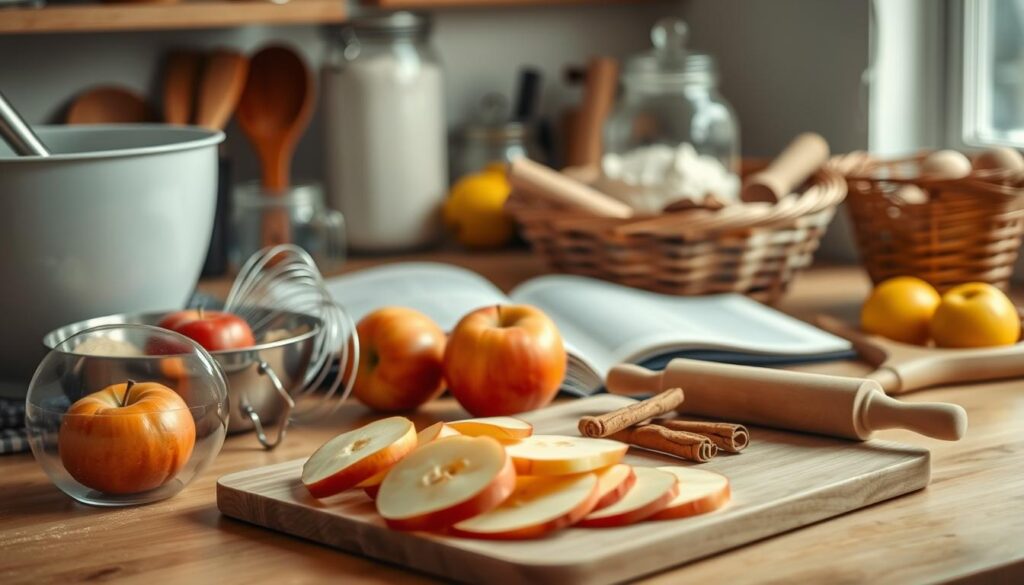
[592,463,636,511]
[377,435,517,531]
[578,467,679,528]
[450,472,600,540]
[302,417,418,498]
[360,422,460,499]
[447,417,533,441]
[505,435,627,475]
[651,466,731,520]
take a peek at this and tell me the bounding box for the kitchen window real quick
[956,0,1024,148]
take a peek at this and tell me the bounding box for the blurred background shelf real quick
[365,0,641,7]
[0,0,348,34]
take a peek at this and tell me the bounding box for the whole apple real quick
[930,282,1021,348]
[59,380,196,494]
[153,309,255,353]
[353,307,447,412]
[444,304,566,417]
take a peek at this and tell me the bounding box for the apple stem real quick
[496,305,503,326]
[198,306,205,320]
[121,379,136,407]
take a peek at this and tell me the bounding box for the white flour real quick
[601,143,739,212]
[323,54,447,251]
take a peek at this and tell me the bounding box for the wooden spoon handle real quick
[741,133,830,203]
[567,57,618,168]
[860,391,967,440]
[261,207,292,248]
[884,344,1024,395]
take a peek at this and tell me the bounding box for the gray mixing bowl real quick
[0,125,224,385]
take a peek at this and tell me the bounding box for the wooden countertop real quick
[3,252,1023,584]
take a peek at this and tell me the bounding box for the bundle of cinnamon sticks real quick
[578,388,749,463]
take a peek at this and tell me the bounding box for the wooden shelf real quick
[367,0,641,6]
[0,0,347,34]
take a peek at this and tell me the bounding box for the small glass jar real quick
[451,93,545,181]
[231,183,345,273]
[604,18,740,172]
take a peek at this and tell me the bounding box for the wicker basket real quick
[844,153,1024,292]
[505,161,848,304]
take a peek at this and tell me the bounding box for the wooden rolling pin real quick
[508,157,634,218]
[606,359,967,441]
[741,132,830,203]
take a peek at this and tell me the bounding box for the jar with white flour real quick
[323,12,447,252]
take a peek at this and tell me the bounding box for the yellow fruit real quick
[444,170,515,249]
[930,282,1020,348]
[861,276,941,345]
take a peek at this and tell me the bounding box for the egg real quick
[920,150,972,179]
[972,147,1024,173]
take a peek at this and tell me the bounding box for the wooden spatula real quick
[236,45,315,248]
[195,49,249,131]
[162,51,202,125]
[816,314,1024,395]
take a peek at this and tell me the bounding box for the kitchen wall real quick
[0,0,870,257]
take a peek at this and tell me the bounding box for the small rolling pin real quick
[606,359,967,441]
[741,132,830,203]
[508,157,634,218]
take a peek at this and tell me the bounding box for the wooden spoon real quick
[67,86,154,125]
[195,49,249,131]
[162,51,202,125]
[236,45,314,247]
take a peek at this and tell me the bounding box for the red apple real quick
[444,304,566,417]
[353,307,447,412]
[59,380,196,495]
[154,309,255,352]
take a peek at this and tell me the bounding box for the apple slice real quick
[592,464,636,511]
[302,417,417,498]
[448,417,533,440]
[361,422,461,499]
[376,435,516,531]
[504,435,628,475]
[650,466,731,520]
[450,473,600,540]
[577,467,678,528]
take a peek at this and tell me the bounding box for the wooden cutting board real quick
[217,395,930,584]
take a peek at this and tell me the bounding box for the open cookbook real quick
[325,263,853,396]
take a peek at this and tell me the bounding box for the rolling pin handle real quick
[606,364,662,396]
[861,391,967,441]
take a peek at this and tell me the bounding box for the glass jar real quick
[604,18,740,172]
[231,183,345,273]
[322,12,447,252]
[451,93,544,181]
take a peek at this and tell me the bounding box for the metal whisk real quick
[223,244,358,448]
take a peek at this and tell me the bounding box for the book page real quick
[511,275,851,377]
[324,263,510,330]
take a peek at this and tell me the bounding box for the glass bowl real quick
[25,324,229,506]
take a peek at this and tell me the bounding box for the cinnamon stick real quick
[578,388,684,438]
[609,424,718,463]
[653,419,750,453]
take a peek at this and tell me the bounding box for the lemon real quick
[444,167,515,249]
[861,276,941,345]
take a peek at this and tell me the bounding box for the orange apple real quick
[376,435,516,531]
[592,464,636,511]
[353,307,447,412]
[650,467,730,520]
[447,417,533,440]
[449,473,600,540]
[360,422,460,500]
[302,417,417,498]
[861,276,941,345]
[444,304,567,416]
[577,467,678,528]
[59,380,196,495]
[930,282,1021,348]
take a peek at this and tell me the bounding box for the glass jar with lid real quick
[604,18,739,173]
[322,12,447,252]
